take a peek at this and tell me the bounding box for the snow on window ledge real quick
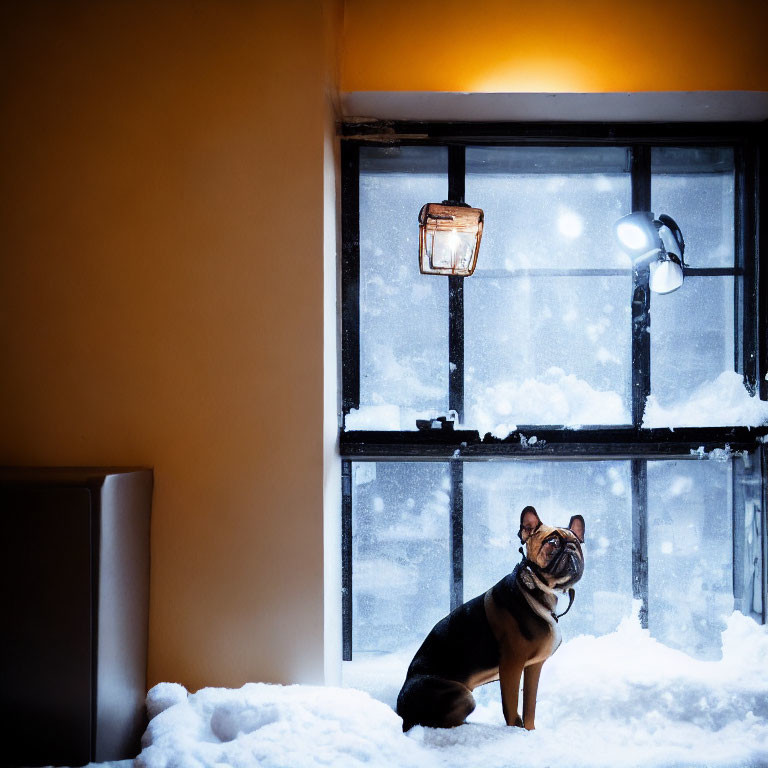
[642,371,768,429]
[466,368,629,438]
[344,370,768,435]
[344,405,437,431]
[345,369,629,435]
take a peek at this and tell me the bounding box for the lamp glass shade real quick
[418,203,484,276]
[649,256,684,294]
[614,211,657,255]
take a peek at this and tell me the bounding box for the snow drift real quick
[127,608,768,768]
[643,370,768,428]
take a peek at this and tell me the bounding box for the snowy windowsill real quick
[344,370,768,438]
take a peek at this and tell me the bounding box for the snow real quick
[643,371,768,428]
[84,608,768,768]
[346,370,768,435]
[346,368,629,435]
[467,367,629,436]
[344,404,403,430]
[344,405,438,431]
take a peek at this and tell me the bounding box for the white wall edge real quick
[323,91,343,687]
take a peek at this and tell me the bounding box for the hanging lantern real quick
[418,201,484,276]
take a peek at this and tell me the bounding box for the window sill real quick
[339,425,768,459]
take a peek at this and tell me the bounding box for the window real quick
[339,124,767,669]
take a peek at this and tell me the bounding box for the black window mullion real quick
[341,143,360,418]
[449,279,464,419]
[340,143,358,661]
[736,141,759,395]
[732,455,746,613]
[631,145,652,426]
[630,146,651,630]
[758,132,768,401]
[447,144,465,208]
[631,458,649,628]
[762,445,768,624]
[341,459,353,661]
[448,145,466,421]
[450,461,464,611]
[447,145,466,612]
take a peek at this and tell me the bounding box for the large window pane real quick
[464,460,633,640]
[351,461,449,654]
[464,147,632,429]
[647,459,733,659]
[465,146,632,271]
[465,275,632,429]
[648,147,737,425]
[651,147,734,268]
[649,276,734,419]
[356,147,448,428]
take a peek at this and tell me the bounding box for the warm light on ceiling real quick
[468,57,598,93]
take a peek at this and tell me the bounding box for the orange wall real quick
[342,0,768,92]
[0,0,333,689]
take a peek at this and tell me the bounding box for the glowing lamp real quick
[614,212,686,295]
[418,201,484,276]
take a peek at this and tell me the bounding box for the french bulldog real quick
[396,506,585,731]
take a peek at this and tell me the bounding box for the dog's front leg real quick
[498,653,525,727]
[522,661,544,730]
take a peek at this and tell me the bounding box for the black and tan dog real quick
[396,506,585,731]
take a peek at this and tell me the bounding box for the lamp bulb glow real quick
[616,221,651,251]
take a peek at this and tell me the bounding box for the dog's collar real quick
[518,555,576,623]
[553,587,576,622]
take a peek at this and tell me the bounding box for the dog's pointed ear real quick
[518,506,542,543]
[568,514,585,543]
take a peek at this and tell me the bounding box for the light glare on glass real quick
[557,210,584,239]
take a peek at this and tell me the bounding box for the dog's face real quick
[518,506,585,589]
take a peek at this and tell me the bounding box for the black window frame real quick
[339,121,768,661]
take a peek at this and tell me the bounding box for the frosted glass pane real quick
[651,148,734,268]
[734,452,764,621]
[465,146,632,271]
[351,461,449,654]
[465,275,632,427]
[464,461,633,641]
[647,460,733,659]
[649,147,736,420]
[650,276,734,408]
[359,147,448,421]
